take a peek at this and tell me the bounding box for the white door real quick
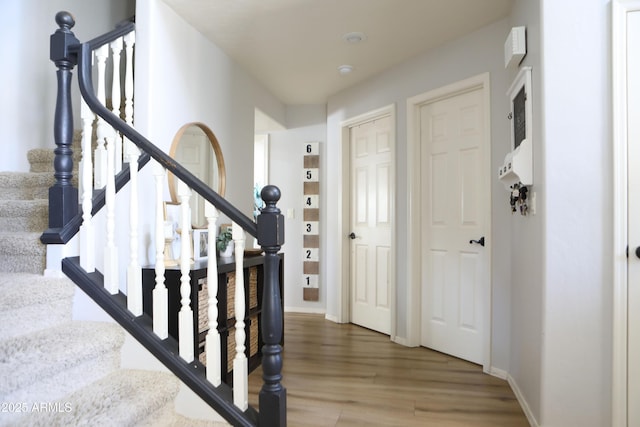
[349,115,393,335]
[420,88,488,364]
[627,9,640,425]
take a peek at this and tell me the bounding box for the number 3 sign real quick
[303,142,320,301]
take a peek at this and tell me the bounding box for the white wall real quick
[325,18,512,367]
[269,105,327,313]
[133,0,286,268]
[0,0,134,172]
[136,0,285,207]
[539,0,612,425]
[507,0,544,422]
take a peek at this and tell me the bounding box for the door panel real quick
[420,88,487,364]
[628,9,640,425]
[350,116,393,335]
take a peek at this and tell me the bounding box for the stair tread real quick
[139,402,231,427]
[0,273,75,311]
[0,232,44,253]
[14,369,181,427]
[0,172,53,186]
[0,321,124,396]
[0,199,48,206]
[0,172,53,201]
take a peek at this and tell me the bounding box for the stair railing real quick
[43,11,286,426]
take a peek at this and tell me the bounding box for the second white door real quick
[627,9,640,425]
[349,115,393,335]
[419,87,488,364]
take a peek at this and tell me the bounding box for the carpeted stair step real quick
[27,147,83,173]
[0,199,48,232]
[139,402,231,426]
[12,369,181,427]
[27,129,85,173]
[0,321,124,426]
[0,232,45,274]
[0,172,53,200]
[0,273,75,341]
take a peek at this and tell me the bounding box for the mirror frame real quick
[167,122,227,203]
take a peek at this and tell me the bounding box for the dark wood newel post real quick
[48,11,79,229]
[257,185,287,427]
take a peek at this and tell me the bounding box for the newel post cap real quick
[50,11,79,64]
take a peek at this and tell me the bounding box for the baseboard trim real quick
[489,366,508,380]
[507,373,539,427]
[391,336,418,347]
[284,307,326,315]
[324,314,340,323]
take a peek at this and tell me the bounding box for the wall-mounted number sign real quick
[303,142,320,301]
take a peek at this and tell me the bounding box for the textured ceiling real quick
[162,0,513,105]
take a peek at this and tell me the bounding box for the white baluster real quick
[204,202,221,385]
[109,37,123,173]
[79,99,95,272]
[232,222,248,410]
[153,162,168,339]
[178,180,194,362]
[126,138,141,316]
[93,45,108,189]
[122,31,136,160]
[123,32,140,314]
[103,125,118,294]
[123,31,135,127]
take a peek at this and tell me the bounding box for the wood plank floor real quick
[248,313,529,427]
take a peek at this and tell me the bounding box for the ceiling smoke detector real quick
[343,32,366,44]
[338,65,353,75]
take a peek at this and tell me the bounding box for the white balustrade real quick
[103,125,118,294]
[153,162,168,339]
[109,37,123,173]
[79,99,95,272]
[122,31,136,158]
[126,139,141,316]
[76,28,272,412]
[232,222,248,410]
[205,202,221,385]
[178,180,194,362]
[123,31,135,127]
[93,45,108,189]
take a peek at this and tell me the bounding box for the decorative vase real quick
[220,241,234,258]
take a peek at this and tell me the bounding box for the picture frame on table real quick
[193,229,209,261]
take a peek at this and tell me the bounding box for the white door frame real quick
[406,73,492,371]
[338,104,397,340]
[612,1,640,425]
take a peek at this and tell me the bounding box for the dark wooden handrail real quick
[74,46,258,237]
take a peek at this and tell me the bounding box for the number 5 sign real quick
[303,142,320,301]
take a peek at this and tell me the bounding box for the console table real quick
[142,253,283,384]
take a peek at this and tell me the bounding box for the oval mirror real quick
[168,122,226,228]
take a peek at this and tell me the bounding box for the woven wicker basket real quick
[227,327,236,373]
[227,272,236,319]
[249,267,258,309]
[198,279,209,333]
[250,315,259,356]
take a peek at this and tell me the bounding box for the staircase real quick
[0,146,229,426]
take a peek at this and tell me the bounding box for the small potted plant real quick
[216,227,234,258]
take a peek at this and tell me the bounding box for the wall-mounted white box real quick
[499,66,533,189]
[505,26,526,68]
